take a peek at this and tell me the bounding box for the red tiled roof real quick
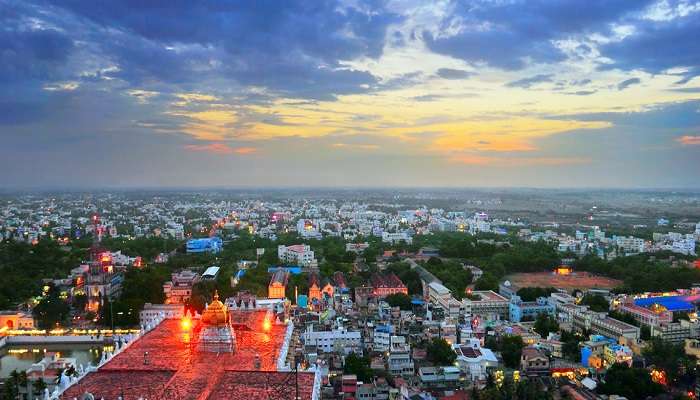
[60,311,307,400]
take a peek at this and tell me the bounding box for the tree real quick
[516,287,557,302]
[597,363,664,399]
[643,338,697,385]
[33,284,71,329]
[385,293,412,310]
[344,353,373,383]
[580,294,609,312]
[474,273,499,291]
[560,330,582,362]
[500,335,525,369]
[533,313,559,338]
[427,338,457,365]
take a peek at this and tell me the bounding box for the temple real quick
[58,291,319,400]
[197,291,236,353]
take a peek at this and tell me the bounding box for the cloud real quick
[599,9,700,83]
[566,90,597,96]
[449,154,591,166]
[435,68,475,80]
[676,135,700,145]
[424,0,653,70]
[331,143,380,150]
[617,77,641,90]
[505,74,554,89]
[183,143,257,155]
[47,1,400,100]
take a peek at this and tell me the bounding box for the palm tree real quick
[32,379,47,399]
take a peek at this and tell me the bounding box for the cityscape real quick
[2,1,700,400]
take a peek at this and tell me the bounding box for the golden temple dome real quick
[201,290,230,326]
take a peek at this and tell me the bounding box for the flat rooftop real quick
[634,295,695,311]
[60,310,315,400]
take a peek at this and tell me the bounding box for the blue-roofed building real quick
[509,295,555,322]
[633,296,696,312]
[267,266,302,275]
[186,237,223,254]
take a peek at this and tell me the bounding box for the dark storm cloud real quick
[599,13,700,84]
[505,74,553,89]
[424,0,653,70]
[47,0,400,99]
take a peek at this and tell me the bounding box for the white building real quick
[453,338,498,383]
[387,335,414,377]
[277,244,317,267]
[613,235,645,254]
[302,327,362,355]
[381,232,413,245]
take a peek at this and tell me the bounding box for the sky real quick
[1,0,699,189]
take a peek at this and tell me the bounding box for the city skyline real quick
[2,1,700,188]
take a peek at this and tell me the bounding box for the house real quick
[520,347,550,376]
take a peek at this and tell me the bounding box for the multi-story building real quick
[381,232,413,245]
[277,244,317,267]
[560,304,640,341]
[373,324,392,353]
[618,302,672,327]
[461,290,509,320]
[509,296,555,322]
[163,270,199,304]
[302,327,362,355]
[387,335,414,377]
[651,320,700,344]
[418,366,460,389]
[370,273,408,298]
[613,235,645,254]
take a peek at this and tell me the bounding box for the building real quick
[302,326,362,355]
[509,296,555,322]
[461,290,509,320]
[618,302,672,327]
[139,303,185,325]
[370,273,408,298]
[373,324,392,353]
[560,304,640,341]
[186,237,223,254]
[651,320,700,343]
[201,266,220,280]
[387,335,414,377]
[58,308,318,399]
[0,311,34,330]
[520,347,550,376]
[268,269,289,299]
[453,339,498,383]
[381,232,413,245]
[346,242,370,253]
[277,244,317,267]
[418,366,460,389]
[163,270,200,304]
[308,273,322,304]
[603,344,633,367]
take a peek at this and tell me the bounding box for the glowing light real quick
[263,318,272,332]
[181,316,192,331]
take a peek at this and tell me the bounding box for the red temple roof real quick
[61,311,315,400]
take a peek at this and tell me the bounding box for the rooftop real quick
[60,310,315,400]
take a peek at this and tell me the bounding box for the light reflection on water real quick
[0,344,106,379]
